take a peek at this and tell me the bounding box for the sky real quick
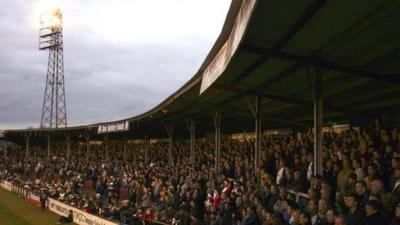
[0,0,231,129]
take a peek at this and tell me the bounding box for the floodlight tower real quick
[39,8,67,128]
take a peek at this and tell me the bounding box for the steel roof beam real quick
[232,0,327,84]
[213,83,371,118]
[241,44,400,83]
[214,83,312,106]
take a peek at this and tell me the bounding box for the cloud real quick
[0,0,230,129]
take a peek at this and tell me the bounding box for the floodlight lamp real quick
[40,8,62,29]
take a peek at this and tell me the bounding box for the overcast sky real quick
[0,0,231,129]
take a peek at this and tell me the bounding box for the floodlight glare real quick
[39,8,63,50]
[40,8,62,29]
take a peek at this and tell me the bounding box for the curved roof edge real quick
[5,0,254,133]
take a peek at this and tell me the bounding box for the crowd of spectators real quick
[1,126,400,225]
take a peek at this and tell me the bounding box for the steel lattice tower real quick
[39,9,67,128]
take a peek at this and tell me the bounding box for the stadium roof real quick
[5,0,400,141]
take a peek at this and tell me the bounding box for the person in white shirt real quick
[276,159,288,185]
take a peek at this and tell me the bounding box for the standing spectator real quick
[318,199,328,223]
[370,179,392,211]
[299,211,312,225]
[40,188,47,210]
[242,206,260,225]
[352,160,365,181]
[364,200,385,225]
[337,159,353,192]
[307,199,321,225]
[355,181,369,206]
[389,203,400,225]
[325,208,337,225]
[344,193,364,225]
[334,215,348,225]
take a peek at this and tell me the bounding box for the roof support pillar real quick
[66,132,70,160]
[104,134,109,161]
[313,66,323,177]
[123,135,128,162]
[3,141,7,162]
[144,136,149,165]
[375,118,380,130]
[86,132,90,162]
[166,124,174,166]
[255,96,262,179]
[47,132,51,160]
[187,120,196,164]
[25,134,30,158]
[214,111,221,175]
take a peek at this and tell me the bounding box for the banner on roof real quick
[97,121,129,134]
[200,0,256,94]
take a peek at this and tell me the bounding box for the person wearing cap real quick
[344,193,364,225]
[389,203,400,225]
[365,200,385,225]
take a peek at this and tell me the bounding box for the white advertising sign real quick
[0,181,12,191]
[97,121,129,134]
[48,198,74,217]
[73,208,117,225]
[48,198,118,225]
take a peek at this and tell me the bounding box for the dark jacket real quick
[365,212,384,225]
[346,207,365,225]
[221,207,233,225]
[389,218,400,225]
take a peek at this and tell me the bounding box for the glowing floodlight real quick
[40,8,62,29]
[39,8,63,50]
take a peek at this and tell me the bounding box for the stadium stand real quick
[1,128,400,225]
[2,0,400,225]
